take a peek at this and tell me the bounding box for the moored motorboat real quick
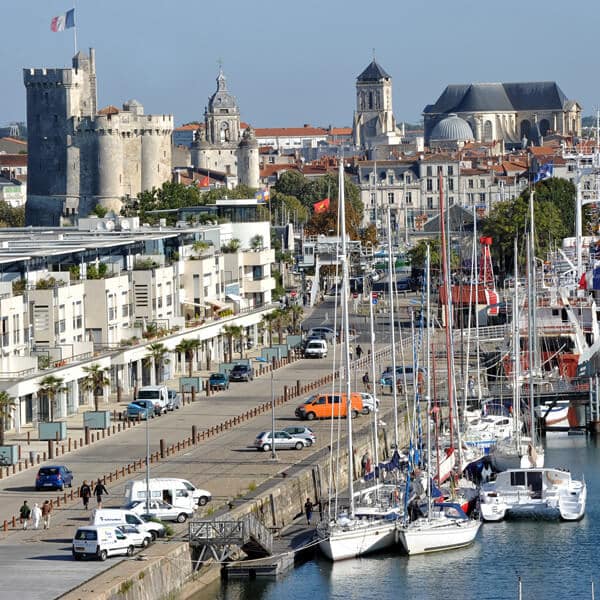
[479,467,586,522]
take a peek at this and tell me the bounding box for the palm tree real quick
[145,343,170,384]
[175,338,201,377]
[222,325,243,363]
[287,304,304,334]
[38,375,66,422]
[81,363,111,412]
[272,308,290,344]
[0,391,16,446]
[260,312,278,348]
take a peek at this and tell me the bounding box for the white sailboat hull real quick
[397,519,481,555]
[318,519,398,561]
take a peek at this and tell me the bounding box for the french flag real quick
[51,8,75,32]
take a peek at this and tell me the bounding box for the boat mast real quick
[369,276,380,485]
[339,160,355,518]
[439,168,455,449]
[426,245,433,520]
[386,206,400,448]
[513,238,521,448]
[527,189,537,448]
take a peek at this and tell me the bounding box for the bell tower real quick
[204,68,241,146]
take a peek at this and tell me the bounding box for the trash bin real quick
[29,451,38,464]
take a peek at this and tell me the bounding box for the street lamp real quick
[145,405,150,513]
[254,357,276,460]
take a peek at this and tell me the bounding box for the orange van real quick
[294,393,364,420]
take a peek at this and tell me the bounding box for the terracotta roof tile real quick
[0,154,27,167]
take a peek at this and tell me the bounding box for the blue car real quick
[126,400,155,420]
[35,465,73,491]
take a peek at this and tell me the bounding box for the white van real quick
[136,385,169,415]
[124,477,212,508]
[304,339,328,358]
[90,508,165,540]
[72,525,134,561]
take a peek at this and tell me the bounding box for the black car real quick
[229,364,254,382]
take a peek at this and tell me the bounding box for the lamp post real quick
[255,357,276,460]
[145,405,150,513]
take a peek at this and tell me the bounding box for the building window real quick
[448,166,454,176]
[370,192,376,205]
[448,196,454,205]
[388,192,394,204]
[406,175,411,184]
[448,178,454,191]
[405,192,412,205]
[427,197,433,209]
[426,179,433,192]
[426,166,432,177]
[468,179,474,189]
[388,174,394,185]
[479,193,486,203]
[479,179,485,188]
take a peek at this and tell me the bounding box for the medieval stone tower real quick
[24,49,173,226]
[191,69,259,189]
[352,59,401,149]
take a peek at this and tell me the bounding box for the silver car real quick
[283,426,316,446]
[253,431,307,452]
[124,500,194,523]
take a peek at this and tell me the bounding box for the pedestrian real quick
[41,500,52,529]
[468,375,476,398]
[80,480,92,510]
[94,478,108,508]
[19,500,31,529]
[355,345,363,360]
[396,379,403,395]
[304,497,314,525]
[31,503,42,529]
[362,371,371,393]
[361,451,372,477]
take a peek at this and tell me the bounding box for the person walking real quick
[355,345,363,360]
[94,478,108,508]
[80,480,92,510]
[304,498,314,525]
[362,371,371,393]
[41,500,53,529]
[19,501,31,529]
[31,503,42,530]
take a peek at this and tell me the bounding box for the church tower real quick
[352,59,399,148]
[204,69,241,145]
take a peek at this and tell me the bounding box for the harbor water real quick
[197,435,600,600]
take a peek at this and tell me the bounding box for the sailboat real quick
[396,180,481,556]
[318,162,401,562]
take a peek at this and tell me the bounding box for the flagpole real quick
[73,3,78,54]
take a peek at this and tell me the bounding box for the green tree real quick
[81,363,111,412]
[482,185,566,277]
[272,308,290,344]
[175,338,201,377]
[221,239,241,253]
[0,201,25,227]
[0,391,16,446]
[145,343,170,384]
[270,192,309,224]
[127,182,204,225]
[38,375,66,422]
[286,304,304,334]
[260,312,278,348]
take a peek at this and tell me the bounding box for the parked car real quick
[166,389,181,410]
[126,400,155,420]
[307,327,336,342]
[230,364,254,382]
[283,426,316,446]
[35,465,73,491]
[72,525,134,561]
[209,372,230,390]
[124,499,194,523]
[117,524,151,548]
[137,385,169,415]
[253,431,308,452]
[303,339,328,358]
[90,509,165,541]
[380,366,426,388]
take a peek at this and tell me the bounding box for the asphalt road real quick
[0,341,396,600]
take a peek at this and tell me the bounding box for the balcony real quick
[244,276,275,294]
[242,248,275,267]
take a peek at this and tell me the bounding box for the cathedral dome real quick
[208,69,239,112]
[430,114,474,141]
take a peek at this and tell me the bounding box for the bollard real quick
[160,438,165,459]
[37,455,41,465]
[112,425,116,435]
[3,520,7,531]
[127,465,131,474]
[118,423,121,433]
[12,516,16,528]
[56,496,60,507]
[192,425,197,444]
[47,439,53,460]
[85,426,90,446]
[18,461,22,471]
[68,438,72,452]
[27,431,31,445]
[55,431,59,444]
[109,473,113,483]
[70,490,73,500]
[191,386,196,402]
[74,439,78,450]
[61,444,65,454]
[102,429,106,439]
[18,445,21,460]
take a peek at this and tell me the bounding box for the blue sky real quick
[2,0,598,128]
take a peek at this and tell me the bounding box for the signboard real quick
[180,376,202,393]
[290,290,297,298]
[372,292,378,305]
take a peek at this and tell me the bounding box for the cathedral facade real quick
[191,70,259,189]
[424,82,581,147]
